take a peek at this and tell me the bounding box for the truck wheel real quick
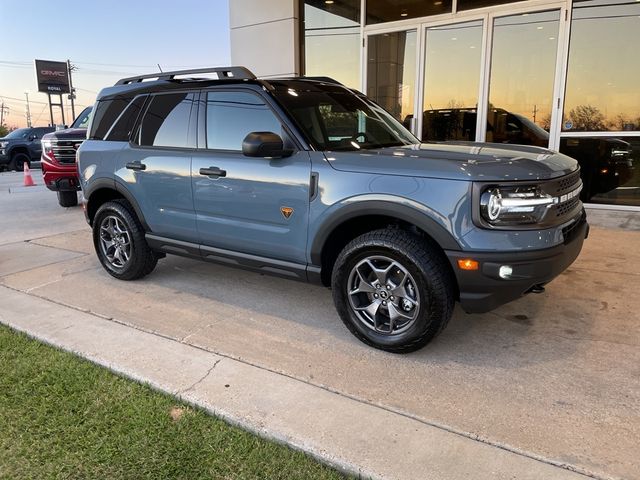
[93,199,158,280]
[9,152,30,171]
[57,191,78,207]
[332,229,455,353]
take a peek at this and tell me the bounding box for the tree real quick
[0,125,8,137]
[567,105,606,131]
[541,114,552,131]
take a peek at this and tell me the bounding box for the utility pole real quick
[67,59,76,120]
[25,92,32,128]
[532,104,538,124]
[0,100,9,126]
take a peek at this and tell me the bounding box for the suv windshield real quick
[71,106,93,129]
[4,128,30,139]
[274,89,418,151]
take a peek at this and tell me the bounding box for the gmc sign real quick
[34,59,70,94]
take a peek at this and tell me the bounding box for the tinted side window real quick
[206,91,281,151]
[89,96,134,140]
[105,96,147,142]
[139,93,195,148]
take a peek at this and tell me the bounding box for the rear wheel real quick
[57,191,78,207]
[93,199,158,280]
[9,152,30,171]
[332,229,455,353]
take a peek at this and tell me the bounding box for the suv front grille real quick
[51,140,82,164]
[543,169,583,222]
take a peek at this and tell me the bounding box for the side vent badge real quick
[281,207,294,219]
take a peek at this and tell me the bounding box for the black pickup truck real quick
[0,126,56,170]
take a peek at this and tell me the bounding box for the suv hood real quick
[324,142,578,182]
[43,128,87,141]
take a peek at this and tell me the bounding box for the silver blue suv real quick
[78,67,588,353]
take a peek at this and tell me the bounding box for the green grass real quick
[0,324,345,480]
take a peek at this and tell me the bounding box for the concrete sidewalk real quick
[0,285,592,480]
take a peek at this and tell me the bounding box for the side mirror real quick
[242,132,293,158]
[29,134,37,141]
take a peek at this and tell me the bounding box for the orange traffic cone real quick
[23,162,36,187]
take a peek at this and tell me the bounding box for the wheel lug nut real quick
[390,296,395,300]
[374,294,378,298]
[386,285,391,289]
[376,285,380,289]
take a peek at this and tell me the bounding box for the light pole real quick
[25,92,32,128]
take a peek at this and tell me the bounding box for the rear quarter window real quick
[89,96,134,140]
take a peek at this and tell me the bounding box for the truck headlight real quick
[480,186,554,225]
[0,141,7,149]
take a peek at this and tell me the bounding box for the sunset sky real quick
[0,0,230,128]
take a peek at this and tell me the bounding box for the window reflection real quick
[422,20,483,141]
[366,0,452,24]
[560,136,639,206]
[367,30,416,128]
[303,0,361,89]
[206,92,281,151]
[563,0,640,132]
[486,10,559,147]
[139,93,195,148]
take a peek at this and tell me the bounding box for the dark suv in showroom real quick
[78,67,588,352]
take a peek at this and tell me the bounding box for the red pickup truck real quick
[41,106,92,207]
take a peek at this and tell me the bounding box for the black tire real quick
[332,229,455,353]
[92,199,158,280]
[57,191,78,207]
[9,152,30,171]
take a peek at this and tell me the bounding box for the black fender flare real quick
[85,178,151,232]
[309,198,461,265]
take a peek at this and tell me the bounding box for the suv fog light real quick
[499,265,513,279]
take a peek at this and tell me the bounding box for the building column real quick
[229,0,300,78]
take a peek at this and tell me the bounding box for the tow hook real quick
[527,284,546,294]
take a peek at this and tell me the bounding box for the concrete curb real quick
[0,285,599,480]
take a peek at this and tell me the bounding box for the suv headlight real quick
[0,141,7,149]
[479,185,554,225]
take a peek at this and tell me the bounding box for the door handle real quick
[199,166,226,178]
[126,161,146,171]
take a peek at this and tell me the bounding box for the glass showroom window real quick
[303,0,361,89]
[422,20,483,141]
[561,0,640,206]
[367,30,417,128]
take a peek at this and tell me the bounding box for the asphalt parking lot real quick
[1,170,639,480]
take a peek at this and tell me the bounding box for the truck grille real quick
[51,140,82,164]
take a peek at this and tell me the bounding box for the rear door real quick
[115,91,198,242]
[191,88,311,264]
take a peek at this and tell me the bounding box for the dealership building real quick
[229,0,639,209]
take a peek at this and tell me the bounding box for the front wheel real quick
[57,191,78,207]
[332,229,455,353]
[9,152,30,171]
[93,200,158,280]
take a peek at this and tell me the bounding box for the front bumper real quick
[41,157,80,192]
[446,214,589,313]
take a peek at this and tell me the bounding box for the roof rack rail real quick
[115,66,256,85]
[302,76,343,86]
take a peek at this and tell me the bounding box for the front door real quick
[191,89,311,264]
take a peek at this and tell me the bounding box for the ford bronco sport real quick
[78,67,588,353]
